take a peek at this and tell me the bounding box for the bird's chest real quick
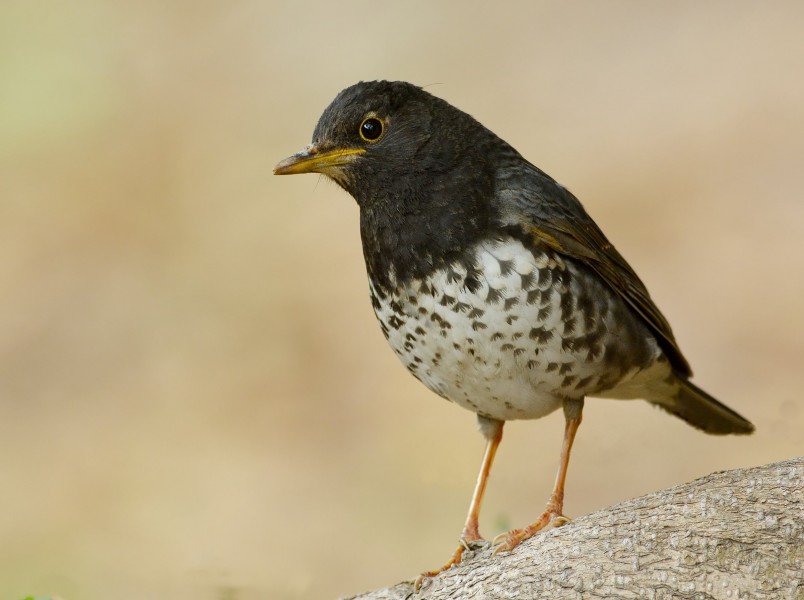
[368,238,614,420]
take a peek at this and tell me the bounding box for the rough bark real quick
[344,457,803,600]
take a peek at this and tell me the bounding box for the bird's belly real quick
[370,238,660,421]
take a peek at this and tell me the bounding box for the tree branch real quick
[345,457,803,600]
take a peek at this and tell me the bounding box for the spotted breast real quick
[369,236,669,422]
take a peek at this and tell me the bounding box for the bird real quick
[273,80,754,583]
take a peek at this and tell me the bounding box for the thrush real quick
[274,81,754,583]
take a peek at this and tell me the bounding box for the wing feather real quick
[498,165,692,377]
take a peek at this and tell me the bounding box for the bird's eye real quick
[359,117,384,142]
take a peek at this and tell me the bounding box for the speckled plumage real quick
[274,80,754,580]
[370,237,664,422]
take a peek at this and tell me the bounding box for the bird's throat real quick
[359,189,491,296]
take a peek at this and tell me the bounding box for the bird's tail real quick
[651,378,754,435]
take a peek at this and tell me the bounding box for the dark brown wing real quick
[497,165,692,377]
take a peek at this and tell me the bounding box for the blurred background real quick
[1,1,803,599]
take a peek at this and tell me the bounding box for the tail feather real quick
[652,379,754,435]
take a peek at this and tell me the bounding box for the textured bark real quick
[345,457,803,600]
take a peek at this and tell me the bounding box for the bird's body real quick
[369,236,665,422]
[274,80,753,584]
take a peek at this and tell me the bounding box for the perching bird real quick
[274,81,754,582]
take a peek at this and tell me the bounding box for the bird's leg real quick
[415,417,503,588]
[493,398,583,554]
[457,417,504,545]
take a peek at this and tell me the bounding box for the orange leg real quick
[494,398,583,554]
[415,419,504,588]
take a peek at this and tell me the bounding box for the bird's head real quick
[274,81,498,207]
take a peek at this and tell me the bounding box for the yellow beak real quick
[273,144,366,175]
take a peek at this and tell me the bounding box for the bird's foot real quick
[413,536,486,590]
[491,509,571,555]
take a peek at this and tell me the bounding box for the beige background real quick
[1,2,803,599]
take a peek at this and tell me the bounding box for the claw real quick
[490,530,509,546]
[413,542,465,590]
[491,510,572,555]
[552,515,571,527]
[414,535,487,590]
[412,573,429,592]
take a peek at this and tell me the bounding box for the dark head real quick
[275,81,513,289]
[275,81,503,203]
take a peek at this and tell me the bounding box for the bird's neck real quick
[358,185,492,296]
